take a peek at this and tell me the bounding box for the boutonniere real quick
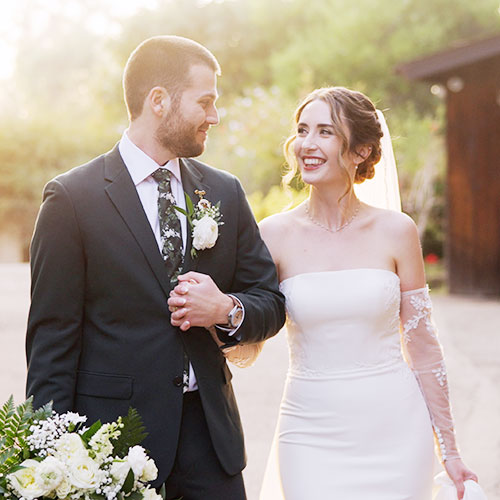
[175,190,224,258]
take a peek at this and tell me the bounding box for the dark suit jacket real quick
[26,145,285,481]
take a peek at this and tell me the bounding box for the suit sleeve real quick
[219,178,285,346]
[26,179,85,411]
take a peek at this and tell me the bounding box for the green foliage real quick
[0,396,50,476]
[111,408,148,458]
[1,0,500,256]
[81,419,103,445]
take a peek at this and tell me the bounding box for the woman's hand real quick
[444,458,478,499]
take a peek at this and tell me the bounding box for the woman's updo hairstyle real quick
[283,87,383,190]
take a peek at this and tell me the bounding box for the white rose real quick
[55,433,86,459]
[55,478,73,499]
[142,486,163,500]
[34,456,66,493]
[126,445,148,477]
[141,459,158,482]
[109,459,130,486]
[66,454,101,490]
[192,215,218,250]
[7,459,47,500]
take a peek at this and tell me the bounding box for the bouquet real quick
[0,396,163,500]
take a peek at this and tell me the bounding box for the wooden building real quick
[398,35,500,296]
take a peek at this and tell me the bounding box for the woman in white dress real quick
[255,87,478,499]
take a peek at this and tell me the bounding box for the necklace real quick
[305,200,361,233]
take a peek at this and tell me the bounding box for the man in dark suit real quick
[26,35,285,500]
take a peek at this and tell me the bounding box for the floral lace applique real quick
[402,288,436,344]
[431,360,448,387]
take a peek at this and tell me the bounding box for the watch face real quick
[234,309,243,323]
[229,305,243,327]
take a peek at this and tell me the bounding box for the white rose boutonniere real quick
[175,189,223,258]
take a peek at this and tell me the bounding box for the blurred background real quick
[1,0,499,292]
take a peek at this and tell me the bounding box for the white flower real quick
[141,459,158,482]
[126,445,148,477]
[55,478,73,499]
[7,459,47,499]
[34,456,66,492]
[66,454,101,490]
[192,215,218,250]
[89,424,115,464]
[109,459,130,486]
[142,486,163,500]
[54,432,86,460]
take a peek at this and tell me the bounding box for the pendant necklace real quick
[305,199,361,233]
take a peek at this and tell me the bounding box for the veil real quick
[354,110,402,212]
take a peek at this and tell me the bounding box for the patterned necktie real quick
[152,168,190,393]
[151,168,184,283]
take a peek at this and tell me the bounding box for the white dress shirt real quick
[119,131,200,390]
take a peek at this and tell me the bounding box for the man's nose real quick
[206,104,219,126]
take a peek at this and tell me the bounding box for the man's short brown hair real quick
[123,35,221,120]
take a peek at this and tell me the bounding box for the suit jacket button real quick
[173,376,183,387]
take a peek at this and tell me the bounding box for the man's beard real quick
[156,107,205,158]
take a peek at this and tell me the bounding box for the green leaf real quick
[159,484,166,500]
[81,420,102,444]
[127,491,144,500]
[111,408,147,457]
[185,192,194,217]
[122,468,135,494]
[89,494,106,500]
[174,206,188,217]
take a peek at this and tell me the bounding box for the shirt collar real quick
[118,130,181,186]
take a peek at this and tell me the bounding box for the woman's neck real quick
[306,185,360,231]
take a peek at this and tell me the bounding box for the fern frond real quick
[0,396,15,435]
[33,401,53,423]
[111,408,148,457]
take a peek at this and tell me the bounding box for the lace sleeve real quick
[400,286,460,463]
[206,326,264,368]
[222,342,264,368]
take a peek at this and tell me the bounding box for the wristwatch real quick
[227,301,243,328]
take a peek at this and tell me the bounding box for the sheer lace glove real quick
[221,342,264,368]
[400,286,460,463]
[207,326,264,368]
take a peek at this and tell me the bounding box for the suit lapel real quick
[103,146,171,297]
[179,158,211,274]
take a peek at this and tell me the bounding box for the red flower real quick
[424,253,439,264]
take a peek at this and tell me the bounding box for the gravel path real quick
[1,264,498,499]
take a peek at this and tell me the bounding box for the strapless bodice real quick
[280,268,403,377]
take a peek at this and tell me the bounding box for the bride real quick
[252,87,478,499]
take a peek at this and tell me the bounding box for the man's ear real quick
[147,87,171,117]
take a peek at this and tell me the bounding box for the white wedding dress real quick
[259,268,460,500]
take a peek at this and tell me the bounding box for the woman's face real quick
[293,99,355,187]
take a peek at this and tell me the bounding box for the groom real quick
[26,35,285,500]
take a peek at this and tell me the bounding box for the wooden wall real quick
[445,57,500,296]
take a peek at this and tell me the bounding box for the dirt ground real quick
[1,263,498,499]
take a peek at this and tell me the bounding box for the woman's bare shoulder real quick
[259,205,303,237]
[366,206,418,238]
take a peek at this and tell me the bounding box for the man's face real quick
[156,64,219,158]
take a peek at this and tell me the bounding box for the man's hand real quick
[167,272,234,331]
